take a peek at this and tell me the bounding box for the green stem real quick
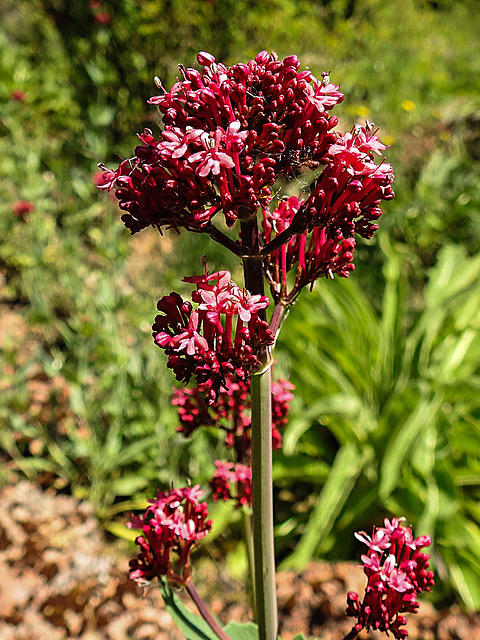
[241,217,278,640]
[251,368,277,640]
[241,509,257,621]
[186,582,233,640]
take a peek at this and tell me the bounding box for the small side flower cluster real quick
[346,517,434,639]
[261,121,394,304]
[302,122,394,240]
[152,269,274,404]
[262,195,355,304]
[172,373,294,508]
[172,373,294,458]
[210,461,252,509]
[127,485,212,587]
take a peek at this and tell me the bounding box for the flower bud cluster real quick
[262,195,355,303]
[98,50,343,232]
[210,460,252,508]
[152,269,274,404]
[346,517,434,639]
[127,485,212,587]
[303,124,395,240]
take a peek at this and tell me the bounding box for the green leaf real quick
[159,581,219,640]
[110,474,150,495]
[104,521,138,542]
[442,549,480,611]
[379,391,443,499]
[223,621,259,640]
[281,442,365,569]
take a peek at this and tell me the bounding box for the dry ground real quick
[0,482,479,640]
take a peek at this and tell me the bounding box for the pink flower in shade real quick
[93,11,111,25]
[152,270,274,404]
[11,90,26,102]
[171,373,294,461]
[262,195,355,304]
[346,518,434,639]
[210,460,252,508]
[127,485,212,587]
[89,0,111,25]
[13,200,35,220]
[97,50,343,233]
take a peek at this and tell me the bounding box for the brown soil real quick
[1,482,479,640]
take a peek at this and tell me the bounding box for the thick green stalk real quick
[241,214,277,640]
[241,509,257,620]
[251,367,277,640]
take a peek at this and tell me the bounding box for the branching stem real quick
[186,582,233,640]
[342,627,359,640]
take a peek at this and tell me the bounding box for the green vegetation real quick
[1,0,479,610]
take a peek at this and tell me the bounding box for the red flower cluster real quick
[11,90,26,102]
[127,485,212,587]
[152,269,274,404]
[210,460,252,508]
[89,0,111,25]
[99,52,394,303]
[13,200,35,221]
[262,195,355,303]
[98,50,343,232]
[172,373,294,460]
[302,122,395,240]
[346,517,434,639]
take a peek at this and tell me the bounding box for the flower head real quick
[152,269,274,404]
[98,53,394,305]
[98,51,343,232]
[346,518,434,639]
[127,485,212,587]
[11,90,26,102]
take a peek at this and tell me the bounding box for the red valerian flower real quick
[346,517,434,639]
[13,200,35,220]
[93,11,111,25]
[152,269,274,404]
[210,460,252,508]
[11,90,26,102]
[98,50,343,233]
[262,195,355,304]
[171,373,294,460]
[127,485,212,587]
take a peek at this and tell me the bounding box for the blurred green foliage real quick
[1,0,480,611]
